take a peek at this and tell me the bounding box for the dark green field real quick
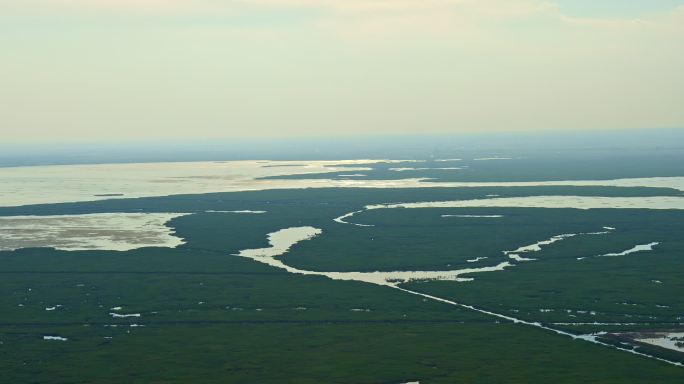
[1,185,683,383]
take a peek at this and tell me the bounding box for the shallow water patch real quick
[0,213,187,251]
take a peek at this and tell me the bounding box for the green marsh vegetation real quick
[1,186,683,382]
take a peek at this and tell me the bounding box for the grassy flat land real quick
[1,186,683,382]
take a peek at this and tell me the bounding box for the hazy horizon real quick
[1,127,683,167]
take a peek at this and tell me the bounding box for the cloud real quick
[229,0,560,38]
[1,0,221,14]
[6,0,683,36]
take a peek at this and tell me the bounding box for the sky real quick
[1,0,683,142]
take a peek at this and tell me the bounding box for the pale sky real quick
[1,0,683,141]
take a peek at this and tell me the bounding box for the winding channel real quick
[234,226,683,368]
